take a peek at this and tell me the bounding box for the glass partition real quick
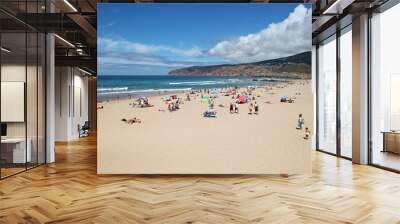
[317,35,337,154]
[27,30,38,169]
[0,2,46,179]
[1,31,28,177]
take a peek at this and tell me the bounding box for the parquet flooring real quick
[1,135,400,223]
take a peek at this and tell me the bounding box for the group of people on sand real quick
[131,97,153,108]
[168,99,181,112]
[296,113,310,140]
[248,101,259,115]
[228,101,259,115]
[229,102,240,113]
[121,117,141,125]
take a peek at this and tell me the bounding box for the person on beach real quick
[254,101,259,115]
[229,103,234,113]
[248,103,253,114]
[235,102,239,113]
[304,127,310,140]
[209,99,214,109]
[296,113,304,129]
[175,101,180,110]
[168,103,171,111]
[121,117,141,124]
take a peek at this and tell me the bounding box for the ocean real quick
[97,75,287,100]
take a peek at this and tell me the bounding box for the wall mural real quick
[97,3,313,174]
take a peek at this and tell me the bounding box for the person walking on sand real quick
[254,101,259,115]
[296,113,304,129]
[229,102,234,114]
[235,102,239,113]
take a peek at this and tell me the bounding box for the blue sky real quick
[98,4,311,76]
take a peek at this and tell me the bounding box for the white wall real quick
[54,67,89,141]
[1,63,46,164]
[55,67,70,141]
[72,73,89,138]
[1,64,42,137]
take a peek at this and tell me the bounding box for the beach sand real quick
[98,80,313,174]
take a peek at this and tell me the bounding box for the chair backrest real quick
[82,121,90,129]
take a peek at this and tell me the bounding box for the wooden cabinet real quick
[382,132,400,154]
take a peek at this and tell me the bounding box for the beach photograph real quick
[97,3,313,174]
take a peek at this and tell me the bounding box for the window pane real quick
[318,35,337,154]
[340,27,352,158]
[371,3,400,171]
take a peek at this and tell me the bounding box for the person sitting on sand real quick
[168,103,174,112]
[254,101,259,115]
[304,127,310,140]
[296,114,304,129]
[174,101,180,110]
[121,117,141,124]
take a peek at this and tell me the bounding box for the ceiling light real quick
[63,0,78,12]
[1,47,11,53]
[54,34,75,48]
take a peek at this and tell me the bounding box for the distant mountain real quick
[168,51,311,79]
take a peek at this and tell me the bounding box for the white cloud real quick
[98,53,194,68]
[208,5,312,63]
[98,37,203,57]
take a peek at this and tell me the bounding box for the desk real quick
[382,131,400,154]
[1,138,31,163]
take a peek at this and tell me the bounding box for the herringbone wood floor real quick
[1,135,400,224]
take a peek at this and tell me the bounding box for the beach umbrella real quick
[239,95,246,103]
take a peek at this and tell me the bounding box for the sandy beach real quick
[98,80,313,174]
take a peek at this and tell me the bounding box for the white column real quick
[46,33,55,163]
[55,67,73,141]
[352,14,369,164]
